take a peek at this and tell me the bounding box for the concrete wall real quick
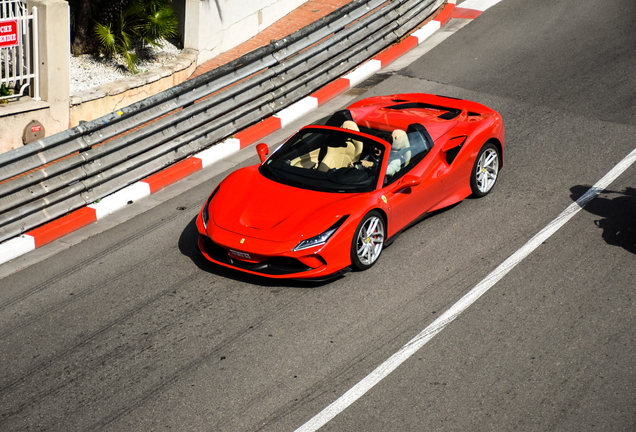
[70,0,310,127]
[69,50,198,127]
[177,0,309,65]
[0,0,309,154]
[0,0,69,154]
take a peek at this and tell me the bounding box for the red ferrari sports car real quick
[196,93,504,280]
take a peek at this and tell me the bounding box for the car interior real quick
[259,110,435,192]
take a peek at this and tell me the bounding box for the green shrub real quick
[69,0,178,73]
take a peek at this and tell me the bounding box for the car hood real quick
[211,166,357,243]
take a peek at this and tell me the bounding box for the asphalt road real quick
[1,0,635,430]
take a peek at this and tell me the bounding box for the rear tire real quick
[470,142,500,197]
[350,211,385,271]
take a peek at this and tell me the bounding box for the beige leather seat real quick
[291,149,320,168]
[318,151,352,172]
[318,121,363,171]
[342,120,364,162]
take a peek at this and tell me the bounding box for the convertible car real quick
[196,93,504,280]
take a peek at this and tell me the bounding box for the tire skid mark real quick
[0,251,165,341]
[0,209,188,312]
[0,270,198,405]
[225,264,483,432]
[0,273,303,430]
[87,291,304,431]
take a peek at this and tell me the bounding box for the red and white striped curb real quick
[0,0,502,266]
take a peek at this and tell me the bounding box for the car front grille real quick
[201,236,313,275]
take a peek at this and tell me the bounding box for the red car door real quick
[382,144,450,236]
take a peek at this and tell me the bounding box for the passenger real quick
[386,130,409,176]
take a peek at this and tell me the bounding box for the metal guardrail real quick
[0,0,442,243]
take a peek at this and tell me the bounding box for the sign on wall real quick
[0,19,19,48]
[23,120,45,144]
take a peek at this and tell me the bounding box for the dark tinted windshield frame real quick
[259,126,388,194]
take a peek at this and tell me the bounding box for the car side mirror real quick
[391,175,421,193]
[256,143,269,163]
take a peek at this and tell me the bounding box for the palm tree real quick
[69,0,178,73]
[70,0,91,55]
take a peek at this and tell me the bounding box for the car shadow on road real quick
[570,185,636,254]
[177,215,339,288]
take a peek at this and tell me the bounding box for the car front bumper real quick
[196,213,352,280]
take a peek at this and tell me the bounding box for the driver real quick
[350,145,381,170]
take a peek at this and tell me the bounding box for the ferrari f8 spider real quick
[196,93,504,280]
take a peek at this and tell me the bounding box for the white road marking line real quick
[460,0,503,12]
[412,21,441,44]
[295,146,636,432]
[0,235,35,265]
[343,60,383,87]
[276,97,319,128]
[88,182,151,220]
[195,138,241,168]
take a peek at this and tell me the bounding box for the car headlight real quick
[293,216,349,252]
[201,187,219,229]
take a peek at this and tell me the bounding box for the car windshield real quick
[259,127,385,193]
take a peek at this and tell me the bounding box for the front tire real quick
[470,142,500,197]
[351,211,385,271]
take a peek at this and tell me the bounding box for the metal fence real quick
[0,0,443,243]
[0,0,39,101]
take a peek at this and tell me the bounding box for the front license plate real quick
[229,249,251,259]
